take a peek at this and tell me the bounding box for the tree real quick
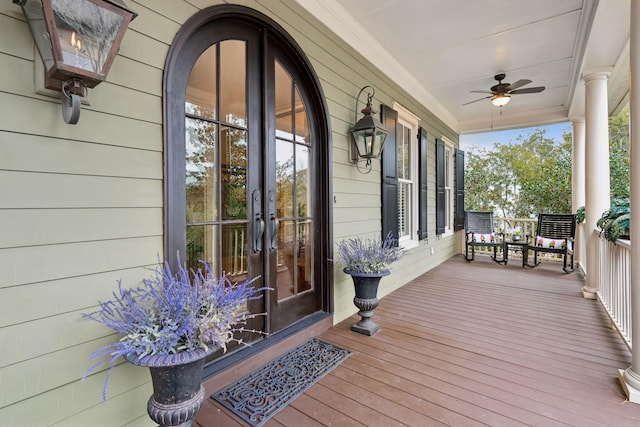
[465,105,630,221]
[609,105,630,199]
[464,128,572,218]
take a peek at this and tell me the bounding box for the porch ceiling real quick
[295,0,630,134]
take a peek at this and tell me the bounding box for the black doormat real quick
[212,338,352,426]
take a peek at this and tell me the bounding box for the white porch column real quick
[571,118,586,272]
[582,69,611,299]
[619,0,640,403]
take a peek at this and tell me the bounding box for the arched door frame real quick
[162,5,333,371]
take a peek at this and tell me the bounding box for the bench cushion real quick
[536,236,572,251]
[468,233,497,243]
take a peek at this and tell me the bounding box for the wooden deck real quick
[196,254,640,426]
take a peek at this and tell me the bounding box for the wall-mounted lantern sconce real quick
[350,86,388,173]
[14,0,137,124]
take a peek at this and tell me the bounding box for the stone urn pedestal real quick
[125,347,215,427]
[344,269,389,336]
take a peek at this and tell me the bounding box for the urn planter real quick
[125,347,215,427]
[344,268,389,336]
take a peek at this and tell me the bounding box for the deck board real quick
[196,255,640,426]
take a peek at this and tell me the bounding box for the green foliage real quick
[609,105,630,199]
[576,206,585,224]
[465,105,630,221]
[597,198,630,242]
[464,128,572,218]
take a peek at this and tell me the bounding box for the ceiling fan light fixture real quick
[491,94,511,107]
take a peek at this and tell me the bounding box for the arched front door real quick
[163,6,331,356]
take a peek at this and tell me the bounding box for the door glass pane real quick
[220,40,246,126]
[186,224,247,282]
[186,224,220,277]
[185,118,217,223]
[222,223,248,280]
[186,45,217,119]
[277,220,295,301]
[297,220,313,293]
[294,87,309,144]
[276,138,294,219]
[296,144,310,218]
[275,61,293,136]
[221,127,247,220]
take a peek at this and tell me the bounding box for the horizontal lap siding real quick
[0,0,169,425]
[0,0,460,425]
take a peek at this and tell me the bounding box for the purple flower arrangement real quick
[83,257,264,400]
[337,233,404,274]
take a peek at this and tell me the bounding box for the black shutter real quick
[381,104,398,241]
[454,148,465,230]
[417,127,428,240]
[435,138,445,235]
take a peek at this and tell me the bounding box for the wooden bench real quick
[526,213,576,273]
[464,211,506,264]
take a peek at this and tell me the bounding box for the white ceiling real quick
[295,0,630,135]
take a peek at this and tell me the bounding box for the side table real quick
[503,240,528,267]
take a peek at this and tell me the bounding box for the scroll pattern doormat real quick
[212,338,352,426]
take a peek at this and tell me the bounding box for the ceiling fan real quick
[463,73,545,107]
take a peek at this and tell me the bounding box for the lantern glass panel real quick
[352,129,372,158]
[51,0,124,75]
[20,0,55,72]
[372,130,387,156]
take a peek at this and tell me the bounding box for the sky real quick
[459,122,571,153]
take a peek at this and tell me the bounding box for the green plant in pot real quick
[597,198,630,242]
[337,233,404,335]
[82,256,264,427]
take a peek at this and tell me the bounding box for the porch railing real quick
[494,217,538,239]
[597,231,632,349]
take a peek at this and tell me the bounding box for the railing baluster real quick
[597,232,632,349]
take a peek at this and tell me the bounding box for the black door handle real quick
[252,189,264,253]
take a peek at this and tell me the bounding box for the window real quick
[436,136,464,235]
[395,104,419,246]
[444,141,453,233]
[381,103,427,244]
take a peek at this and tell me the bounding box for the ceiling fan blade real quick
[509,86,545,94]
[506,79,532,91]
[462,95,491,106]
[470,90,494,94]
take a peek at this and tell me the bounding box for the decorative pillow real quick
[469,233,496,243]
[536,236,569,250]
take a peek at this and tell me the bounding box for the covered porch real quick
[196,255,640,426]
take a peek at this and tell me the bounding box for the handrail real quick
[596,231,632,350]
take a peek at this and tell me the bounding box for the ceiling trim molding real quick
[609,39,630,115]
[566,0,599,110]
[294,0,459,132]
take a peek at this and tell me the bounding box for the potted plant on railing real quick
[337,233,404,336]
[82,256,264,427]
[597,198,630,242]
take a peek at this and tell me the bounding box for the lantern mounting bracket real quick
[61,79,87,125]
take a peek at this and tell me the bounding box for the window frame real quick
[442,136,456,236]
[393,102,419,248]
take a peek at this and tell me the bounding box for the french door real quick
[165,11,327,357]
